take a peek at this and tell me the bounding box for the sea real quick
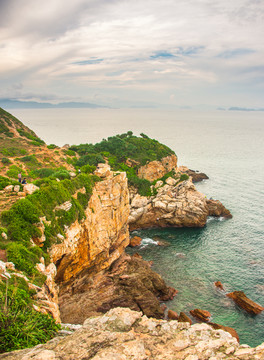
[9,108,264,347]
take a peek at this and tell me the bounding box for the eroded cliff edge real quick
[49,159,231,324]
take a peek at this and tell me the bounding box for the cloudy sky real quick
[0,0,263,108]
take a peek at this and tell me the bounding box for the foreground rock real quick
[129,235,142,247]
[59,253,177,324]
[227,291,264,314]
[190,308,211,322]
[129,179,232,230]
[208,322,240,343]
[2,307,264,360]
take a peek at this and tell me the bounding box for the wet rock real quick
[168,309,178,320]
[129,236,142,247]
[226,291,264,314]
[190,309,211,322]
[178,312,192,324]
[214,281,225,291]
[186,169,209,182]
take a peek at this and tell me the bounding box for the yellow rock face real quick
[137,155,178,182]
[50,172,130,285]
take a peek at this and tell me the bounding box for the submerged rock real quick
[3,307,264,360]
[226,291,264,314]
[214,281,225,291]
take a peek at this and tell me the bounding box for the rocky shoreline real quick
[2,307,264,360]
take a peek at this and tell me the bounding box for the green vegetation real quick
[1,173,99,280]
[1,157,11,165]
[70,131,175,168]
[47,144,58,149]
[0,175,21,191]
[0,277,60,353]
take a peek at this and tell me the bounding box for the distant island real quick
[0,99,108,109]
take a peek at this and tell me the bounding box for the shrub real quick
[1,157,11,165]
[179,173,189,182]
[6,243,40,276]
[0,280,60,353]
[52,169,70,180]
[47,144,58,149]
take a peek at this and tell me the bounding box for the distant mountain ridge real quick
[0,99,107,109]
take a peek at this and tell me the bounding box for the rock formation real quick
[129,179,232,230]
[2,307,264,360]
[137,154,178,182]
[227,291,264,315]
[51,170,130,286]
[58,253,177,324]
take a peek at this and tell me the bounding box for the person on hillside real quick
[18,172,22,183]
[21,178,27,184]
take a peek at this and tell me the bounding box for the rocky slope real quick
[137,154,178,181]
[2,307,264,360]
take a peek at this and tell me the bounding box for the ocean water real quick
[10,108,264,346]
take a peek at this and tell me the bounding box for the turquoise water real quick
[10,108,264,346]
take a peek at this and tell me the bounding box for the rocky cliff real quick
[2,307,264,360]
[50,170,130,287]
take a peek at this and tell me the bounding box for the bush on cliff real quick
[0,278,60,353]
[0,173,99,281]
[70,132,175,168]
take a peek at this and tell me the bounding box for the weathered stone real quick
[168,309,178,320]
[129,236,142,247]
[137,155,178,182]
[4,185,13,192]
[208,322,239,343]
[190,309,211,322]
[13,185,20,192]
[2,307,260,360]
[131,194,148,208]
[23,183,39,195]
[177,312,191,324]
[94,163,112,178]
[165,177,177,186]
[226,291,264,314]
[206,199,232,219]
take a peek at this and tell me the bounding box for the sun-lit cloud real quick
[0,0,263,108]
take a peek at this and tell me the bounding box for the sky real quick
[0,0,263,109]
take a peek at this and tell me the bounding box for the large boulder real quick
[226,291,264,314]
[23,183,39,195]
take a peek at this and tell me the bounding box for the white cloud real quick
[0,0,263,107]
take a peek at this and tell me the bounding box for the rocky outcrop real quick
[137,154,178,182]
[50,171,130,287]
[207,199,232,218]
[227,291,264,315]
[3,307,264,360]
[58,253,177,324]
[178,311,192,324]
[129,179,232,230]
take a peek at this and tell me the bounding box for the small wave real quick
[206,216,225,223]
[175,252,186,258]
[140,238,159,248]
